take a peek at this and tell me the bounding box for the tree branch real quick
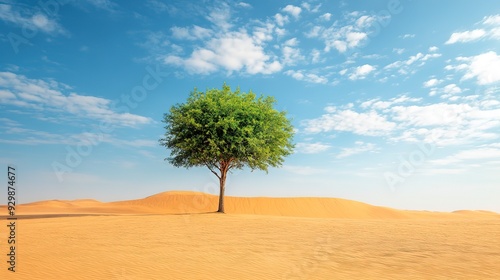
[227,158,235,171]
[205,163,221,179]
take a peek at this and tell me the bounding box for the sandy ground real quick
[5,191,499,219]
[1,191,499,279]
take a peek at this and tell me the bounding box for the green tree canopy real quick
[160,83,294,213]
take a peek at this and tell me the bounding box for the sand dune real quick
[3,214,500,279]
[6,191,499,219]
[1,191,499,279]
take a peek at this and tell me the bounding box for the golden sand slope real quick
[3,214,500,280]
[1,192,499,279]
[9,191,499,219]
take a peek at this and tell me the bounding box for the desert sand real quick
[1,191,499,279]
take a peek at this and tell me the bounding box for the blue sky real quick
[1,0,499,212]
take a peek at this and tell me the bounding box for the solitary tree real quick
[160,84,294,213]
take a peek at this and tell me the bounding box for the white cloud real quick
[337,141,377,158]
[311,49,321,63]
[274,13,289,26]
[482,14,500,25]
[361,95,421,110]
[356,15,376,28]
[282,5,302,18]
[330,40,347,53]
[490,27,500,39]
[423,53,442,61]
[443,84,462,95]
[252,22,274,43]
[83,0,117,12]
[0,4,67,35]
[446,15,500,44]
[301,2,321,13]
[362,54,384,60]
[320,13,331,21]
[285,70,327,84]
[171,25,212,40]
[349,64,375,80]
[1,127,75,145]
[400,34,415,39]
[146,0,171,13]
[303,109,396,136]
[393,48,405,55]
[385,51,442,75]
[461,51,500,85]
[306,25,321,38]
[389,100,500,145]
[274,28,285,38]
[0,118,19,128]
[0,89,15,99]
[282,43,304,66]
[296,142,331,154]
[165,31,282,75]
[445,29,486,44]
[428,46,439,52]
[0,72,151,127]
[305,92,500,146]
[237,2,251,8]
[0,124,156,147]
[391,103,471,127]
[430,147,500,166]
[206,2,232,31]
[347,32,367,47]
[319,13,385,53]
[423,78,442,88]
[284,37,298,46]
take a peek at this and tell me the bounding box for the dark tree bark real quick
[217,161,230,213]
[217,176,225,213]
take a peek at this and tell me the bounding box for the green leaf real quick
[159,83,295,174]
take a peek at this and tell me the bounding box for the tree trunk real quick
[217,171,226,213]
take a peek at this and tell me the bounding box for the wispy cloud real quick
[0,3,67,35]
[400,34,415,39]
[170,25,213,40]
[320,23,371,53]
[445,14,500,44]
[384,51,442,76]
[430,146,500,166]
[0,72,151,127]
[283,165,327,175]
[319,13,331,21]
[460,51,500,85]
[360,95,421,110]
[336,141,377,158]
[0,125,156,148]
[237,2,251,9]
[348,64,376,80]
[81,0,118,12]
[285,70,327,84]
[295,142,331,154]
[282,5,302,19]
[206,2,232,31]
[423,78,443,88]
[445,29,486,44]
[302,107,396,136]
[304,92,500,146]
